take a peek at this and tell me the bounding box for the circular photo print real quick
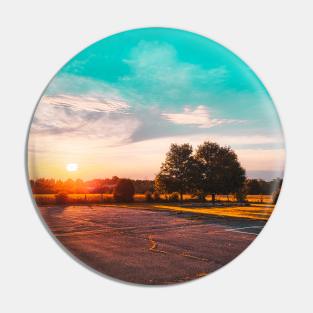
[28,27,285,285]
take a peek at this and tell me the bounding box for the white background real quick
[1,1,312,312]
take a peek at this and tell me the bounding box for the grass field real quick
[101,202,274,221]
[33,193,273,205]
[153,204,273,220]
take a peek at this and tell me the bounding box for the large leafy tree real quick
[155,143,197,201]
[195,141,246,202]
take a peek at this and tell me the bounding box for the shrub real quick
[169,192,180,202]
[152,191,160,201]
[34,195,54,205]
[55,192,68,204]
[113,179,135,202]
[145,191,153,202]
[272,188,281,204]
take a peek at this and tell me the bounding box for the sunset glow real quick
[28,28,284,181]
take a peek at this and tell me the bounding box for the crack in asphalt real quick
[148,235,167,254]
[147,234,216,265]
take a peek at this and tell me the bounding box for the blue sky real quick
[29,28,285,180]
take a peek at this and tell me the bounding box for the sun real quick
[66,163,78,172]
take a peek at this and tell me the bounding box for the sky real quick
[28,27,285,181]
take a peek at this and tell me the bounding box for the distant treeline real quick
[30,176,154,194]
[29,176,281,196]
[245,178,282,195]
[30,141,283,205]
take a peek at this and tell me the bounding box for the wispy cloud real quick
[41,94,130,113]
[31,94,139,145]
[161,105,242,128]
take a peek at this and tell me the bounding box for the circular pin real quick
[28,27,285,285]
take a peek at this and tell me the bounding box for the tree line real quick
[30,141,282,203]
[30,176,153,194]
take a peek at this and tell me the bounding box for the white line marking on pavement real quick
[226,225,263,234]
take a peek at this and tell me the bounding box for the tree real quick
[55,192,68,204]
[195,141,246,202]
[113,179,135,202]
[32,178,56,194]
[75,179,86,194]
[144,191,153,202]
[64,178,75,193]
[268,178,283,194]
[155,143,197,202]
[272,185,281,204]
[245,179,263,195]
[111,176,119,184]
